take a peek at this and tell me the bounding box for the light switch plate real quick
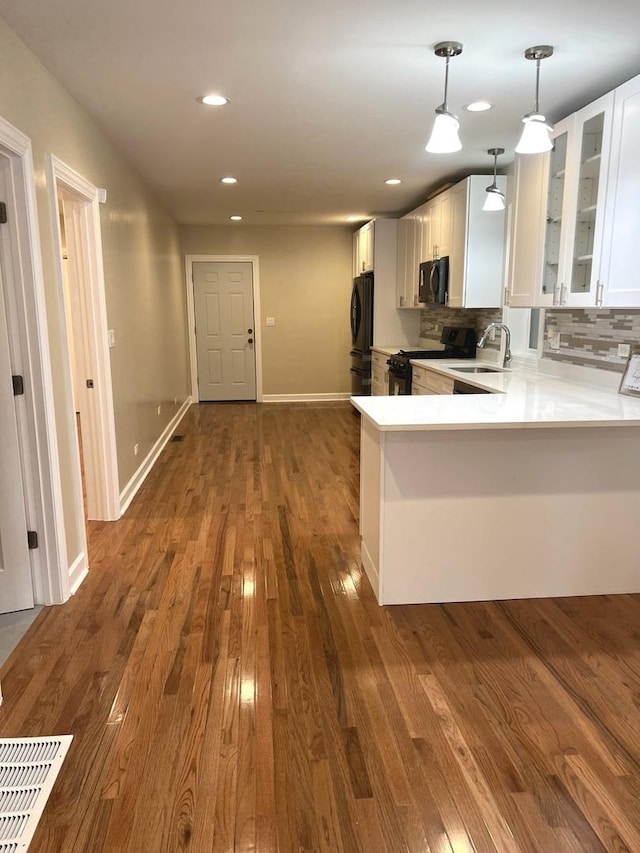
[108,329,116,348]
[548,331,561,350]
[266,317,275,326]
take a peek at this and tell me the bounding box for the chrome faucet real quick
[477,322,512,367]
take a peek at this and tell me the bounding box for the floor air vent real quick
[0,736,72,850]
[170,434,184,442]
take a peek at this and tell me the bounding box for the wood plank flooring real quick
[2,401,640,851]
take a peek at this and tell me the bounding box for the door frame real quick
[47,155,120,522]
[185,255,263,402]
[0,117,69,605]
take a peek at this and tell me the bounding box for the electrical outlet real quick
[108,329,116,348]
[548,331,561,350]
[173,396,178,406]
[266,317,275,326]
[134,443,139,456]
[618,343,631,358]
[157,405,162,416]
[488,327,496,342]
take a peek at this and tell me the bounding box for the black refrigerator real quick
[350,272,374,395]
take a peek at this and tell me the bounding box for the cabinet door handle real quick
[596,281,604,306]
[560,283,567,305]
[552,282,558,306]
[504,286,510,307]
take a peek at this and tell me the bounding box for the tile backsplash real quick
[544,309,640,372]
[419,307,503,350]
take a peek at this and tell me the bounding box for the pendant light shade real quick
[516,45,554,154]
[482,148,506,211]
[516,115,553,153]
[426,41,463,154]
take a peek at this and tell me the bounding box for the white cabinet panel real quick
[600,75,640,307]
[449,176,506,309]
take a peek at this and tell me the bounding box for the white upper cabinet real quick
[431,190,451,260]
[354,220,374,273]
[397,208,423,308]
[508,88,628,308]
[448,176,507,309]
[420,191,451,262]
[562,94,614,307]
[507,151,547,307]
[395,215,410,308]
[599,74,640,307]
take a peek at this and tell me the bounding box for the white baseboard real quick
[119,397,192,516]
[68,551,88,596]
[261,392,351,403]
[360,540,380,603]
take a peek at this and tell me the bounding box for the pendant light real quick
[483,148,505,211]
[425,41,463,154]
[515,45,554,154]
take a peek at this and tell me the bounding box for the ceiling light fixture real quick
[425,41,463,154]
[384,178,402,185]
[198,94,230,106]
[515,45,554,154]
[220,176,237,184]
[230,214,242,221]
[483,148,506,211]
[465,101,493,112]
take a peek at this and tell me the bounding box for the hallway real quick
[1,402,640,851]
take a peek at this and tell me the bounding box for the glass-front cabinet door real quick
[538,92,613,307]
[566,94,613,305]
[541,121,569,305]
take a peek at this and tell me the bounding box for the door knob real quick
[248,328,253,333]
[248,338,253,344]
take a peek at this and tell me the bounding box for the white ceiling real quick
[1,0,639,226]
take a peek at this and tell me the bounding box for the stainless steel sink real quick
[452,366,503,374]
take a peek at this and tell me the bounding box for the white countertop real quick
[370,345,406,357]
[351,359,640,431]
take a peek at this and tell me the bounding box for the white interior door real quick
[193,261,256,401]
[0,253,34,613]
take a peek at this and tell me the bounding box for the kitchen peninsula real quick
[352,364,640,605]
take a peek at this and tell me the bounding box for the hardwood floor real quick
[2,401,640,851]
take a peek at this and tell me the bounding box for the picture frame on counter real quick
[619,345,640,397]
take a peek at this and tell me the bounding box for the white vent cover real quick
[0,737,72,850]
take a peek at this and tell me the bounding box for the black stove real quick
[387,326,477,395]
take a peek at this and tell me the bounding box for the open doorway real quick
[48,156,120,523]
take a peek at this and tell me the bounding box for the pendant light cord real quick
[534,58,541,113]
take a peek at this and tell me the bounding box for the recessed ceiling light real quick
[230,214,242,221]
[220,176,237,184]
[465,101,493,112]
[384,178,402,185]
[198,94,230,106]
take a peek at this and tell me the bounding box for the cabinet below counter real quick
[353,372,640,606]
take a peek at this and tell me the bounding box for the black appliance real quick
[419,257,449,305]
[453,379,490,394]
[350,272,374,395]
[386,326,477,395]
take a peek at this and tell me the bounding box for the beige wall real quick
[180,225,353,396]
[0,18,190,566]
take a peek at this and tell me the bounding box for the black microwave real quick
[418,257,449,305]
